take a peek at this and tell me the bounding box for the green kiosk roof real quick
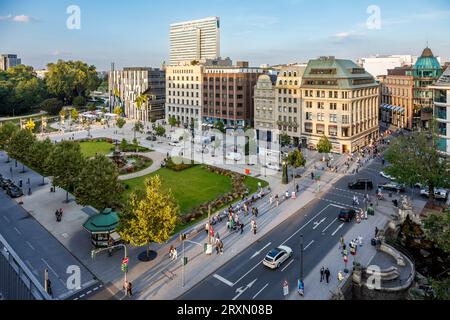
[83,208,119,234]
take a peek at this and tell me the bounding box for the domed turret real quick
[414,47,441,71]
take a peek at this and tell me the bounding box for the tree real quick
[73,96,86,108]
[87,103,96,112]
[59,109,67,118]
[0,122,19,152]
[28,138,54,185]
[280,133,291,147]
[287,149,306,189]
[133,120,144,140]
[101,106,107,114]
[113,106,123,116]
[45,141,85,202]
[39,98,63,115]
[317,135,332,154]
[214,120,225,133]
[120,138,128,152]
[116,117,126,133]
[7,128,36,173]
[384,125,449,201]
[74,154,123,210]
[423,212,450,254]
[135,94,149,111]
[155,125,165,137]
[168,116,177,128]
[117,175,179,258]
[25,119,35,131]
[71,108,79,122]
[46,60,101,104]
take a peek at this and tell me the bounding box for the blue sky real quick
[1,0,449,70]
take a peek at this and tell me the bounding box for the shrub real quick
[39,98,63,115]
[73,96,87,108]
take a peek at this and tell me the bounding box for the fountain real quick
[110,140,127,168]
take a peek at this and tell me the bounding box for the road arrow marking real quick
[250,242,272,259]
[313,218,327,230]
[233,279,257,301]
[331,223,345,236]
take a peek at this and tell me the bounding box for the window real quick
[305,123,313,133]
[318,102,324,109]
[342,104,349,111]
[306,112,313,120]
[342,115,349,124]
[329,126,337,137]
[317,113,324,121]
[316,124,325,134]
[330,103,337,110]
[330,114,337,123]
[306,101,313,108]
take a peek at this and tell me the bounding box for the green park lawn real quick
[79,141,113,158]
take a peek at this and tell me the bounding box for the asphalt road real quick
[179,154,430,300]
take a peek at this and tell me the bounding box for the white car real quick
[226,152,242,161]
[420,188,448,200]
[380,171,396,181]
[263,246,293,269]
[265,162,281,171]
[169,141,181,147]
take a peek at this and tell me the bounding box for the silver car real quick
[263,246,293,269]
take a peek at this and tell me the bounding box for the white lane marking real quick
[304,240,315,250]
[250,242,272,259]
[93,287,99,291]
[252,283,269,300]
[232,279,257,301]
[213,274,234,287]
[280,205,330,246]
[79,294,85,298]
[41,258,59,277]
[331,223,345,237]
[233,261,262,287]
[2,216,10,223]
[313,218,327,230]
[86,290,92,295]
[13,227,21,235]
[26,241,35,250]
[322,218,338,233]
[280,259,294,272]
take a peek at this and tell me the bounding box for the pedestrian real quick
[205,221,209,235]
[240,222,244,234]
[340,235,345,248]
[275,195,279,207]
[325,268,331,284]
[55,209,60,222]
[169,246,174,259]
[375,227,379,238]
[46,278,53,296]
[337,271,344,283]
[127,281,133,296]
[219,240,224,254]
[269,195,273,205]
[108,238,114,257]
[296,184,299,193]
[358,235,363,247]
[255,207,259,218]
[320,267,325,282]
[172,248,177,260]
[215,239,220,255]
[253,222,257,235]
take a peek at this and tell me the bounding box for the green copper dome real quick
[414,47,441,71]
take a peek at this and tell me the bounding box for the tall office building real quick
[170,17,220,65]
[430,67,450,156]
[0,54,22,71]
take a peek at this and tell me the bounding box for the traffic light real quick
[121,263,128,273]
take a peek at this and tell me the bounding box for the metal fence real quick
[0,233,51,300]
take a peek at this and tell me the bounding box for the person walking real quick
[240,222,244,234]
[296,184,299,193]
[311,172,314,180]
[275,194,279,207]
[375,227,379,238]
[126,281,133,296]
[255,207,259,218]
[340,235,345,249]
[358,235,363,247]
[205,221,209,235]
[324,268,331,284]
[108,238,114,257]
[337,271,344,283]
[269,195,273,205]
[55,209,60,222]
[320,267,325,282]
[172,248,178,261]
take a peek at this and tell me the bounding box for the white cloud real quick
[0,14,34,23]
[331,31,365,43]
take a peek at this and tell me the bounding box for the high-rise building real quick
[0,54,22,71]
[109,67,166,123]
[430,67,450,156]
[300,57,379,153]
[170,17,220,66]
[412,47,443,129]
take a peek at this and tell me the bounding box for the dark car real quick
[348,179,374,190]
[338,209,356,222]
[378,182,406,193]
[146,135,157,141]
[1,178,14,190]
[7,186,23,198]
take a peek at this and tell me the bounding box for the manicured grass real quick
[244,175,269,194]
[79,141,113,158]
[122,166,233,215]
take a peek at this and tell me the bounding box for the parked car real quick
[7,185,23,198]
[225,152,242,161]
[265,162,281,171]
[0,178,14,190]
[338,209,356,222]
[263,246,293,269]
[146,135,156,141]
[168,141,181,147]
[420,188,448,200]
[380,171,396,181]
[378,182,406,193]
[348,179,374,190]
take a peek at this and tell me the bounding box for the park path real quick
[118,151,165,181]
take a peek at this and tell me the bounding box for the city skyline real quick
[1,0,450,70]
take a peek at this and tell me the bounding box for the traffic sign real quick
[283,281,289,296]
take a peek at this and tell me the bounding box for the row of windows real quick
[168,83,200,89]
[304,89,376,98]
[278,106,298,113]
[167,75,199,81]
[167,106,199,115]
[203,85,243,90]
[204,93,244,99]
[304,123,346,137]
[278,88,299,95]
[168,91,199,97]
[202,109,244,116]
[305,112,346,123]
[167,98,199,106]
[277,80,299,86]
[203,101,244,107]
[277,97,299,104]
[305,101,349,111]
[277,115,298,123]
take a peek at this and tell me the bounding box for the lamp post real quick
[91,243,128,293]
[300,234,304,281]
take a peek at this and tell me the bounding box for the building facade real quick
[301,57,379,154]
[358,55,417,78]
[109,67,166,123]
[379,67,414,129]
[202,61,265,127]
[165,63,204,127]
[254,74,277,134]
[0,54,21,71]
[412,47,443,129]
[431,67,450,156]
[170,17,220,66]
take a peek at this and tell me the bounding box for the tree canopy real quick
[117,175,179,256]
[74,154,123,210]
[280,133,291,147]
[0,122,19,150]
[317,135,332,153]
[7,128,36,170]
